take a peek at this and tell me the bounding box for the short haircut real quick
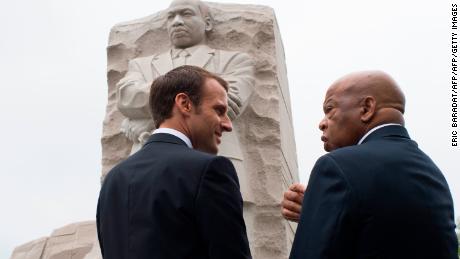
[149,65,228,128]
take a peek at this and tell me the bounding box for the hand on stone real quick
[227,86,242,120]
[281,183,306,222]
[121,118,154,143]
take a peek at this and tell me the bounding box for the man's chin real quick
[323,143,332,152]
[172,39,193,49]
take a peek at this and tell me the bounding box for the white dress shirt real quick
[357,123,402,145]
[152,128,193,148]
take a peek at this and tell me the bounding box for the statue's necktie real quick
[175,50,189,67]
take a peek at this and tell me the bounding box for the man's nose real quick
[172,15,184,26]
[221,115,233,132]
[318,117,327,131]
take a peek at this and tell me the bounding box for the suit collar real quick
[360,125,410,145]
[151,45,215,75]
[171,44,202,58]
[358,123,401,144]
[152,128,192,148]
[144,133,188,147]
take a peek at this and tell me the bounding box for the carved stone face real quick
[166,0,212,48]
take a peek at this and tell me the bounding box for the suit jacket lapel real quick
[188,45,215,68]
[152,51,174,75]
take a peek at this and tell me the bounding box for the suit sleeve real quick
[96,192,104,257]
[194,156,252,259]
[290,155,357,259]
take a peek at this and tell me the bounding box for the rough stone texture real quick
[101,2,299,258]
[10,221,101,259]
[10,237,48,259]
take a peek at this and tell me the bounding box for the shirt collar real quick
[152,128,193,148]
[171,44,202,58]
[357,123,402,145]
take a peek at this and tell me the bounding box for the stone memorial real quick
[103,1,299,257]
[10,221,100,259]
[11,1,299,258]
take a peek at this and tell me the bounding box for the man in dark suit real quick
[97,65,251,259]
[282,71,458,259]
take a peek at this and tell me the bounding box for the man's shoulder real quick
[326,144,368,161]
[169,148,236,176]
[142,140,231,167]
[180,148,233,167]
[314,144,378,175]
[103,144,229,183]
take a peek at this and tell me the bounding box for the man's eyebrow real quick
[168,7,195,14]
[323,99,336,111]
[323,98,334,106]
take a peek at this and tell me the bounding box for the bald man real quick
[283,71,458,259]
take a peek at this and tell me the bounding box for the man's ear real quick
[175,93,192,115]
[361,96,376,123]
[204,16,213,32]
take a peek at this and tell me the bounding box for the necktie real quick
[175,50,189,67]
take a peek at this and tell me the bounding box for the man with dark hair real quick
[117,0,254,156]
[148,65,228,129]
[97,65,252,259]
[282,71,458,259]
[116,0,255,210]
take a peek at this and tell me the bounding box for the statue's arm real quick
[116,58,155,143]
[116,59,152,120]
[220,52,255,120]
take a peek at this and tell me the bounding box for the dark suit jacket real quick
[96,133,251,259]
[290,125,458,259]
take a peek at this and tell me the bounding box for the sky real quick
[1,0,459,257]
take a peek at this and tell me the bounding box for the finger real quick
[281,199,302,214]
[289,183,306,194]
[284,190,304,205]
[228,91,242,107]
[227,107,236,121]
[228,98,240,117]
[281,208,300,222]
[284,190,304,204]
[117,77,131,86]
[229,85,239,95]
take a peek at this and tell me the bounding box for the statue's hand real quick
[121,118,154,143]
[227,85,242,120]
[116,75,138,88]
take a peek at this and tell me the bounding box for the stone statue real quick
[116,0,255,207]
[116,0,254,157]
[117,0,254,211]
[102,1,299,258]
[10,2,300,259]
